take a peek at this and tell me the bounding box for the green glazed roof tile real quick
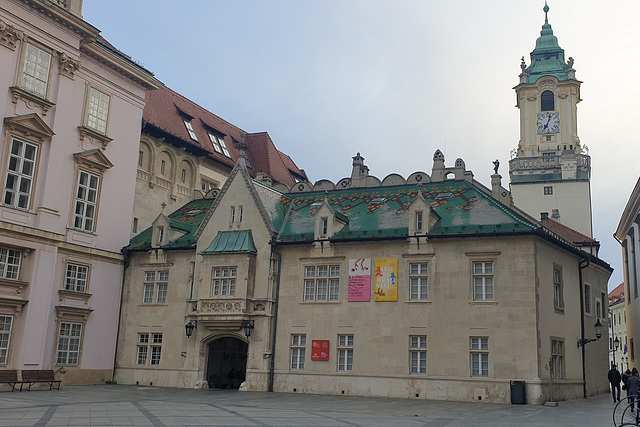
[201,230,257,254]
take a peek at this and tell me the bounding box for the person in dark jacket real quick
[609,365,622,402]
[624,369,633,402]
[627,368,640,411]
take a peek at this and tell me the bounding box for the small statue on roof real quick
[520,57,526,72]
[567,57,574,68]
[493,159,500,174]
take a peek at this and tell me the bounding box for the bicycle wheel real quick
[617,399,640,426]
[615,396,637,426]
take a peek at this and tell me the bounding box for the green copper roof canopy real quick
[523,2,573,83]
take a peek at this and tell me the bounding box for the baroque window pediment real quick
[4,113,54,141]
[77,125,113,149]
[73,149,114,172]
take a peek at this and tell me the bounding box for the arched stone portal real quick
[206,337,247,389]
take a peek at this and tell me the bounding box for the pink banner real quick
[348,259,371,301]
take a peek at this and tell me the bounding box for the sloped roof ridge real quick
[458,181,538,230]
[252,179,291,199]
[542,217,597,243]
[162,85,246,135]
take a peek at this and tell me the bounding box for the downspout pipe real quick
[578,257,590,399]
[113,247,131,383]
[267,242,282,392]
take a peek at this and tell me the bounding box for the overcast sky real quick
[83,1,640,291]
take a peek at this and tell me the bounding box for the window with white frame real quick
[409,263,428,300]
[20,42,52,98]
[136,333,148,365]
[0,315,13,365]
[470,337,489,376]
[183,117,198,141]
[143,271,169,304]
[473,262,494,300]
[337,334,354,372]
[84,87,110,134]
[409,336,427,374]
[290,334,306,370]
[56,322,82,365]
[551,339,564,379]
[0,246,22,280]
[553,266,564,309]
[73,170,100,232]
[136,333,162,365]
[64,263,89,293]
[584,284,592,314]
[207,131,231,157]
[416,211,424,232]
[304,265,340,301]
[212,267,236,296]
[3,138,38,210]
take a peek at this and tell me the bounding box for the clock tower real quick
[509,3,593,237]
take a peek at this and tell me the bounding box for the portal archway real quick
[206,337,247,389]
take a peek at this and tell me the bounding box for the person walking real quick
[609,364,622,402]
[627,368,640,411]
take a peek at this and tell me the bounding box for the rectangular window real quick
[0,315,13,365]
[137,333,162,365]
[631,339,635,361]
[212,267,236,296]
[21,43,52,98]
[470,337,489,376]
[409,263,428,300]
[183,118,198,141]
[137,333,149,365]
[551,339,564,379]
[65,263,89,293]
[84,87,110,134]
[143,271,169,303]
[138,152,143,167]
[207,131,230,157]
[3,139,38,210]
[416,211,423,231]
[544,186,553,195]
[0,246,22,280]
[150,333,162,365]
[473,262,494,300]
[56,322,82,365]
[601,293,607,319]
[337,334,354,372]
[290,334,306,370]
[553,267,563,309]
[74,170,100,232]
[132,217,138,233]
[584,284,592,314]
[303,265,340,301]
[321,217,328,236]
[409,336,427,374]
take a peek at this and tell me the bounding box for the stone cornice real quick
[15,0,99,40]
[0,19,27,50]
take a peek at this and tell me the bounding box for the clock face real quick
[537,112,560,134]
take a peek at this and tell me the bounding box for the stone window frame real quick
[550,337,565,379]
[290,334,306,370]
[553,264,564,312]
[0,314,14,366]
[81,84,112,137]
[142,270,169,304]
[302,264,340,302]
[470,336,489,377]
[409,335,427,374]
[211,266,237,297]
[337,334,354,372]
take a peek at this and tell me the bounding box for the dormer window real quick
[541,90,555,111]
[182,117,198,141]
[207,130,231,157]
[157,226,164,244]
[230,205,243,224]
[416,212,423,232]
[321,217,328,236]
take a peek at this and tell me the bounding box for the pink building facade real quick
[0,0,160,384]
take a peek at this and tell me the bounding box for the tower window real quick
[541,90,555,111]
[544,186,553,195]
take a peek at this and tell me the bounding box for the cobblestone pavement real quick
[0,385,618,426]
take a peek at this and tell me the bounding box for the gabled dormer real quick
[313,198,348,242]
[151,210,171,248]
[408,191,439,236]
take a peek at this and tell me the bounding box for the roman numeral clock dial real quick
[536,112,560,134]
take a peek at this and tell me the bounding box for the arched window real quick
[541,90,555,111]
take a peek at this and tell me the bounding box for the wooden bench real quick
[0,369,26,392]
[21,370,61,391]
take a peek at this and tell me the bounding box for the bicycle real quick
[614,395,640,426]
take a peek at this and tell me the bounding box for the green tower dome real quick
[524,3,573,83]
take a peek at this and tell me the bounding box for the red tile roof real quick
[609,283,625,301]
[540,217,597,245]
[142,86,306,187]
